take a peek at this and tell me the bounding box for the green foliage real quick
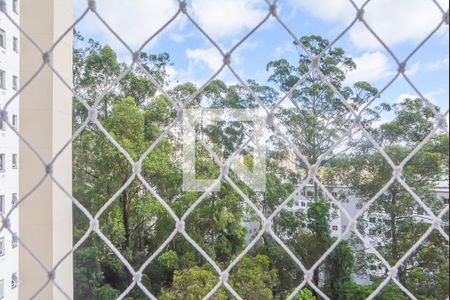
[159,266,227,300]
[293,288,316,300]
[72,32,448,299]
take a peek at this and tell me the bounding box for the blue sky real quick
[73,0,449,123]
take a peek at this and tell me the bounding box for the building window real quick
[0,195,4,214]
[0,237,4,256]
[12,75,18,91]
[12,0,18,14]
[443,198,449,205]
[332,191,338,198]
[11,273,17,289]
[0,279,4,299]
[0,154,4,172]
[12,154,17,169]
[301,201,306,207]
[11,233,17,248]
[12,193,17,205]
[12,114,17,129]
[0,29,5,49]
[332,225,338,231]
[13,37,18,52]
[0,70,5,90]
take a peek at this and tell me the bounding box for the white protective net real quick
[0,0,449,299]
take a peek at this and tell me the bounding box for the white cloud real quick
[396,89,447,105]
[291,0,448,50]
[191,0,267,40]
[344,51,393,84]
[290,0,356,23]
[425,58,450,72]
[396,93,418,103]
[274,42,296,58]
[74,0,180,50]
[186,47,224,72]
[405,62,421,77]
[169,31,196,44]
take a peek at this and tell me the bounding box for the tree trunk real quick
[121,191,130,250]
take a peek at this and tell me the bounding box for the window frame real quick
[0,237,5,257]
[12,0,18,14]
[12,154,17,169]
[12,75,18,91]
[11,193,17,206]
[0,29,5,49]
[11,272,17,289]
[0,154,5,172]
[11,233,17,248]
[12,36,18,52]
[12,114,17,129]
[0,195,4,214]
[0,278,4,299]
[0,70,5,90]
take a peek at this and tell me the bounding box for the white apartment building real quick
[288,183,448,285]
[0,0,20,299]
[244,182,449,286]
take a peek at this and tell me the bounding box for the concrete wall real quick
[19,0,73,298]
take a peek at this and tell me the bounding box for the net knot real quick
[269,4,277,16]
[221,164,230,177]
[308,164,318,178]
[389,267,398,277]
[90,219,99,231]
[349,220,357,232]
[179,1,187,13]
[392,166,402,179]
[42,52,51,64]
[133,272,142,282]
[263,219,272,233]
[397,62,406,73]
[311,56,320,69]
[46,164,54,175]
[223,53,231,65]
[220,272,229,282]
[88,0,97,12]
[134,162,142,175]
[443,11,449,25]
[176,220,185,232]
[356,9,365,21]
[2,217,10,229]
[89,108,98,122]
[266,112,275,126]
[132,51,141,63]
[433,218,442,228]
[48,271,56,280]
[353,114,362,128]
[304,270,313,281]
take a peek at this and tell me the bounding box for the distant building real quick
[0,1,20,299]
[244,181,449,286]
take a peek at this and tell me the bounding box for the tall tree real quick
[331,98,449,299]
